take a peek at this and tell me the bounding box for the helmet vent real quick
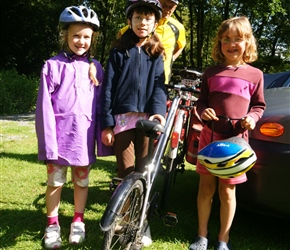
[217,162,228,167]
[82,8,88,18]
[69,7,89,18]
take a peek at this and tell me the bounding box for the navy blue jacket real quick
[101,46,167,130]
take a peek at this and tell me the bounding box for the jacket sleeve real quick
[35,62,58,160]
[150,56,167,117]
[100,49,120,131]
[247,70,266,122]
[95,60,105,117]
[196,68,210,119]
[93,60,114,156]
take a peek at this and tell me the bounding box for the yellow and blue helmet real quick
[197,137,257,179]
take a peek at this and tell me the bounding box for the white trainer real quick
[141,223,152,247]
[43,224,62,249]
[69,222,85,244]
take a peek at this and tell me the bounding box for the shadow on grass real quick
[0,153,117,177]
[1,152,39,163]
[1,152,290,249]
[0,179,113,249]
[0,207,107,249]
[0,156,117,249]
[144,167,290,250]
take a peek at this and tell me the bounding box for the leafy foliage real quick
[0,69,38,115]
[181,0,290,71]
[0,0,289,78]
[1,0,289,115]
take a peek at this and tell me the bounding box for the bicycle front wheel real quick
[102,179,145,250]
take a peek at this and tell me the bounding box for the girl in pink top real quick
[189,17,266,250]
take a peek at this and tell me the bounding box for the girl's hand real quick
[149,114,166,126]
[241,116,256,130]
[201,108,219,121]
[101,127,115,146]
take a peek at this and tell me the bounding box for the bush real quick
[0,69,39,115]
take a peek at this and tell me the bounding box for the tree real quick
[1,0,289,77]
[183,0,289,72]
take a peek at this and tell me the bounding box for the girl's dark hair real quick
[112,29,164,57]
[112,5,164,58]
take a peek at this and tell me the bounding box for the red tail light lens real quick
[171,131,179,148]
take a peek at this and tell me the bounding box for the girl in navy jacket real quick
[101,0,167,179]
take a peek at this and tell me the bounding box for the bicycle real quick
[159,69,203,221]
[99,69,202,250]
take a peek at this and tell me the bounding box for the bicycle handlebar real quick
[165,84,200,94]
[215,115,245,122]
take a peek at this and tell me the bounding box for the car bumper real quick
[236,138,290,218]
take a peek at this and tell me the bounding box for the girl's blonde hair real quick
[212,16,258,64]
[58,24,100,85]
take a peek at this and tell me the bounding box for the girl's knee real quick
[71,166,91,187]
[199,175,217,196]
[46,164,68,187]
[218,183,236,201]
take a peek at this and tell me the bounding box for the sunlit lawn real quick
[1,115,289,249]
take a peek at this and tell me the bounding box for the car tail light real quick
[171,131,179,148]
[260,122,284,137]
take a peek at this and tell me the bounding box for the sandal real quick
[189,236,208,250]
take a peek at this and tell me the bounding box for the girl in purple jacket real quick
[35,6,103,249]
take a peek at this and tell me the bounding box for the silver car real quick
[264,71,290,89]
[237,86,290,218]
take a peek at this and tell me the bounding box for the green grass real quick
[1,116,290,249]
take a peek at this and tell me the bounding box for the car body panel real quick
[264,71,290,89]
[249,87,290,144]
[237,87,290,218]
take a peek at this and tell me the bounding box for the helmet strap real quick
[148,26,156,37]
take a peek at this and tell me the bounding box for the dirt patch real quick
[0,112,35,122]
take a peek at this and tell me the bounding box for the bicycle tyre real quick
[102,179,144,250]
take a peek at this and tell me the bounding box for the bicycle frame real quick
[159,86,198,216]
[100,69,202,249]
[100,95,181,232]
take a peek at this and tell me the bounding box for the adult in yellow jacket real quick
[118,0,186,84]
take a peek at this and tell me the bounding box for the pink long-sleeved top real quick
[197,64,266,139]
[35,53,104,166]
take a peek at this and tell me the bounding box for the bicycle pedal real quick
[177,163,185,174]
[163,212,178,227]
[109,177,123,192]
[157,166,166,175]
